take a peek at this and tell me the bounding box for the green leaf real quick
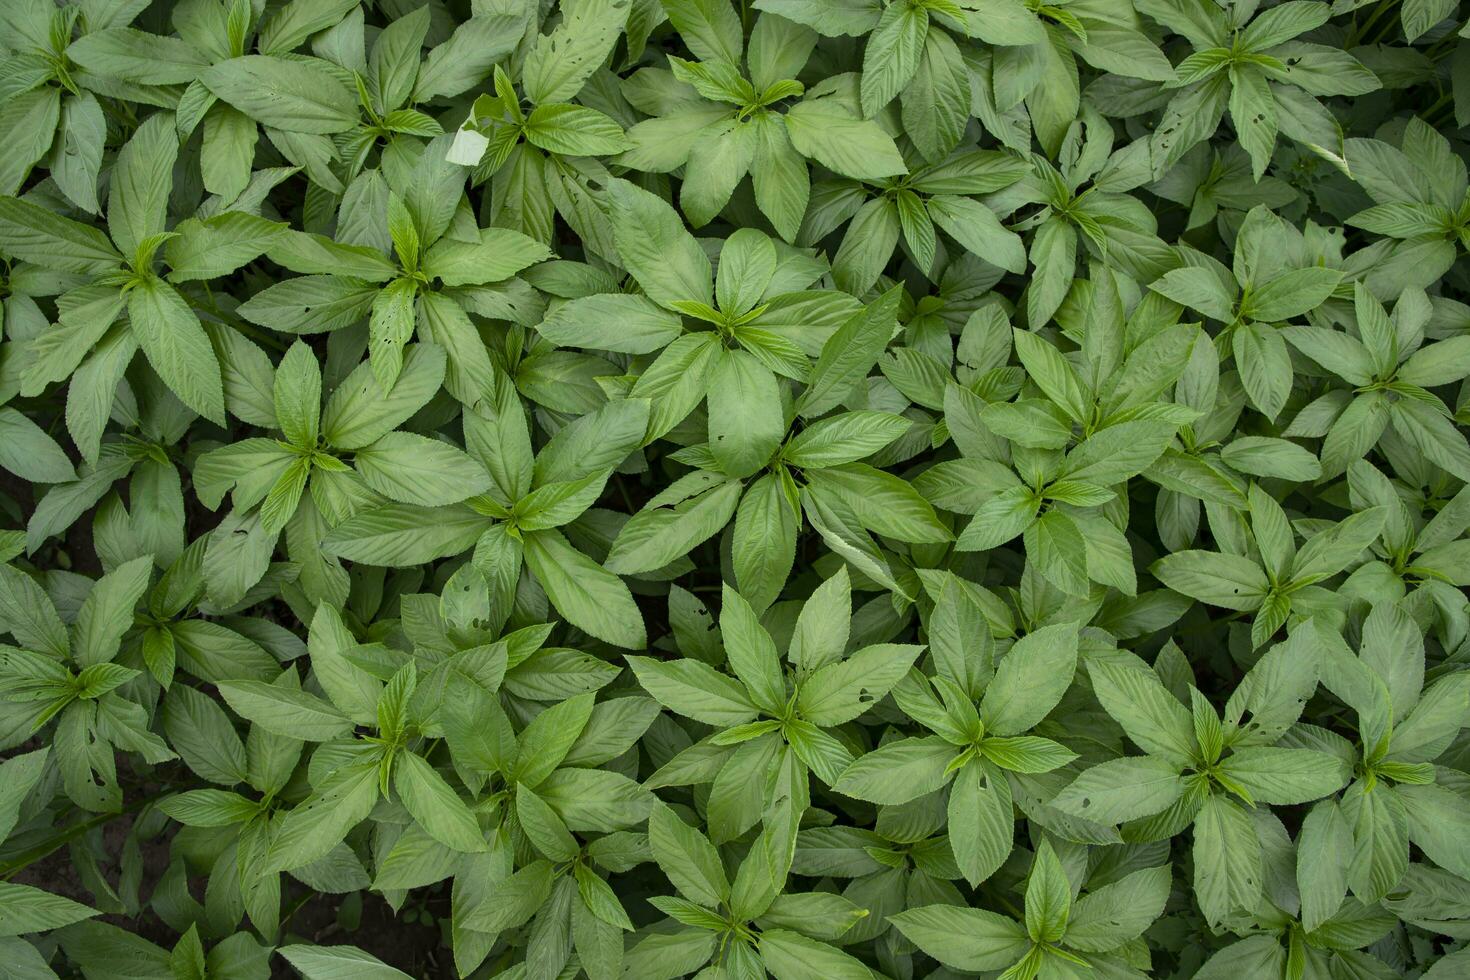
[719,583,787,712]
[1297,799,1352,933]
[1233,321,1292,420]
[536,293,683,354]
[1052,756,1185,824]
[1065,419,1183,485]
[888,905,1030,971]
[1219,436,1322,481]
[802,463,950,544]
[0,570,70,669]
[606,478,742,574]
[108,114,177,262]
[395,752,485,852]
[605,177,712,309]
[157,789,259,827]
[0,196,121,273]
[1193,793,1263,928]
[1390,396,1470,482]
[1012,328,1087,423]
[752,114,811,242]
[67,27,211,84]
[956,486,1041,551]
[202,56,359,133]
[0,749,50,844]
[798,286,900,418]
[523,0,629,103]
[926,195,1026,273]
[524,104,630,155]
[0,88,60,197]
[353,432,491,506]
[422,228,551,287]
[1245,266,1342,322]
[860,2,927,116]
[258,0,362,55]
[0,408,75,484]
[322,504,487,566]
[797,643,923,727]
[789,567,851,675]
[831,736,956,805]
[784,101,907,180]
[127,277,226,425]
[1063,864,1171,952]
[759,928,876,980]
[278,944,413,980]
[1152,551,1268,611]
[1087,659,1197,767]
[1397,783,1470,881]
[648,804,729,907]
[50,93,105,214]
[523,529,647,649]
[1217,746,1347,804]
[980,623,1078,736]
[948,760,1014,888]
[162,686,248,787]
[459,858,554,932]
[273,341,322,450]
[517,782,580,860]
[534,396,651,486]
[783,412,911,468]
[322,343,446,450]
[73,555,152,667]
[1024,840,1071,943]
[0,882,98,937]
[215,677,352,741]
[1289,506,1385,584]
[1228,65,1277,181]
[268,762,380,871]
[1027,218,1077,329]
[164,213,286,282]
[1024,509,1090,596]
[709,348,785,479]
[732,472,801,612]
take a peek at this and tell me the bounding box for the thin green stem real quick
[0,793,159,880]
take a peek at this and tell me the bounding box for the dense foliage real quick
[2,0,1470,977]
